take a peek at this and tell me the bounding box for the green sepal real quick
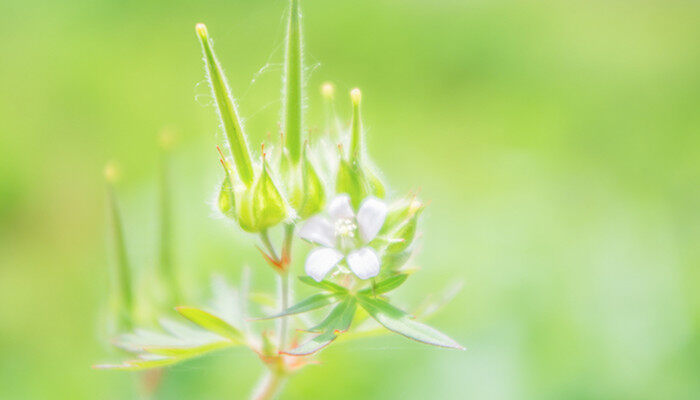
[176,306,245,343]
[381,250,412,272]
[358,274,408,296]
[282,297,356,356]
[217,170,237,219]
[298,276,348,294]
[252,160,288,230]
[356,296,464,350]
[254,293,337,320]
[363,165,386,199]
[297,146,326,218]
[336,158,368,210]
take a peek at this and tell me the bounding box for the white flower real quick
[298,194,388,282]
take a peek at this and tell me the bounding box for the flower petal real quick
[356,197,387,243]
[346,247,380,280]
[298,216,335,247]
[328,194,355,221]
[305,248,344,282]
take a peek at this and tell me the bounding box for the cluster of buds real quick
[97,4,463,399]
[198,20,392,237]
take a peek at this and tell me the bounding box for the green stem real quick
[283,0,303,163]
[196,24,255,186]
[251,371,286,400]
[260,229,280,262]
[278,272,290,351]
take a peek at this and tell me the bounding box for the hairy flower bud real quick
[252,159,288,230]
[196,23,256,187]
[380,196,425,235]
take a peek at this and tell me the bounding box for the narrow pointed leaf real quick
[357,296,464,350]
[143,341,233,357]
[359,274,409,296]
[283,297,356,356]
[176,306,244,343]
[298,276,348,294]
[255,293,337,320]
[304,296,356,333]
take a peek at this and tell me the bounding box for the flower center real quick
[334,218,357,239]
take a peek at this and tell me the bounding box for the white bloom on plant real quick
[299,194,387,281]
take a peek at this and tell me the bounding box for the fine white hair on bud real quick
[350,88,361,105]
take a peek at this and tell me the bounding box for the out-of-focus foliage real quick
[0,0,698,399]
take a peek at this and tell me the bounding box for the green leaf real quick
[357,296,464,350]
[254,293,337,320]
[303,295,355,333]
[94,357,178,371]
[298,276,348,294]
[143,341,232,357]
[283,297,357,356]
[359,274,409,296]
[176,306,244,343]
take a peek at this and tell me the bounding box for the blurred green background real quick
[1,0,699,398]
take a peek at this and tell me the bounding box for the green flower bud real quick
[196,23,256,187]
[380,196,425,235]
[386,206,424,254]
[252,159,288,230]
[342,88,386,201]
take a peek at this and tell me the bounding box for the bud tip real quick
[350,88,361,105]
[195,23,208,38]
[321,82,335,99]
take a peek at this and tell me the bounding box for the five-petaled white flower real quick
[299,194,387,282]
